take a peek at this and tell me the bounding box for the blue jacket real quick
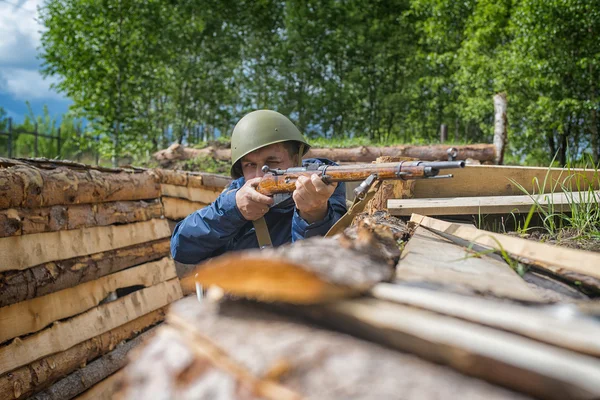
[170,158,347,264]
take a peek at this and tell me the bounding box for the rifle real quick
[257,160,466,200]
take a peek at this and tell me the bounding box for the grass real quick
[500,155,600,250]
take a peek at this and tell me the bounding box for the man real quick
[171,109,347,264]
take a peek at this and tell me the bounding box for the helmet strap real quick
[297,143,305,167]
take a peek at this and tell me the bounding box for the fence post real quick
[7,117,12,158]
[34,122,39,158]
[95,135,100,166]
[493,92,508,165]
[57,128,62,158]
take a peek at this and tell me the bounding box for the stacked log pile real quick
[152,168,231,221]
[116,211,600,400]
[0,158,182,400]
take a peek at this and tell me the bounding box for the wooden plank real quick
[0,309,165,400]
[162,197,208,220]
[300,298,600,400]
[0,218,171,272]
[73,370,125,400]
[411,214,600,282]
[0,278,182,375]
[0,199,163,238]
[0,257,176,343]
[389,190,600,216]
[412,164,600,198]
[161,183,221,203]
[117,297,523,400]
[371,283,600,357]
[0,164,160,209]
[30,328,156,400]
[0,238,170,308]
[396,226,540,301]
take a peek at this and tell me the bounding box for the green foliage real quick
[33,0,600,166]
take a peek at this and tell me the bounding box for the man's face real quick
[240,142,298,180]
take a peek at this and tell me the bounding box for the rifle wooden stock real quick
[256,161,465,196]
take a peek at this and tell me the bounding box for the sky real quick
[0,0,71,123]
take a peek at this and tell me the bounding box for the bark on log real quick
[153,142,497,165]
[116,298,526,400]
[184,214,407,303]
[0,199,162,238]
[0,257,175,343]
[0,309,165,400]
[30,328,157,400]
[0,238,170,308]
[0,164,160,210]
[162,197,208,221]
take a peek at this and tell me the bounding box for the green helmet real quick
[230,110,310,178]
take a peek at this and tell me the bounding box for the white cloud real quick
[0,67,62,100]
[0,0,65,101]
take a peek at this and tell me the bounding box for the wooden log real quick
[0,218,171,272]
[151,167,232,189]
[30,328,156,400]
[0,257,176,343]
[161,184,221,204]
[388,190,600,216]
[0,199,162,238]
[412,164,600,198]
[411,214,600,283]
[162,197,208,220]
[0,309,165,400]
[371,283,600,357]
[153,143,497,164]
[0,164,160,209]
[397,227,541,301]
[117,297,524,400]
[73,370,124,400]
[185,215,401,304]
[0,238,170,308]
[0,279,182,375]
[299,298,600,400]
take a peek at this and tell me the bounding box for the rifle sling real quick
[253,217,273,248]
[325,181,381,237]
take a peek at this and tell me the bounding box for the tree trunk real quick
[493,93,508,165]
[0,238,170,308]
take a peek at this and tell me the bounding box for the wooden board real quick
[371,283,600,357]
[300,299,600,400]
[0,164,160,209]
[161,184,221,204]
[0,218,171,272]
[117,297,525,400]
[30,328,156,400]
[73,370,125,400]
[396,227,540,301]
[412,164,600,198]
[411,214,600,282]
[0,199,163,238]
[0,279,182,375]
[389,190,600,216]
[0,238,170,308]
[162,197,208,220]
[0,309,165,400]
[0,257,176,343]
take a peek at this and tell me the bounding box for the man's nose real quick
[255,165,265,178]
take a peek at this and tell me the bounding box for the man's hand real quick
[293,174,337,224]
[235,177,274,221]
